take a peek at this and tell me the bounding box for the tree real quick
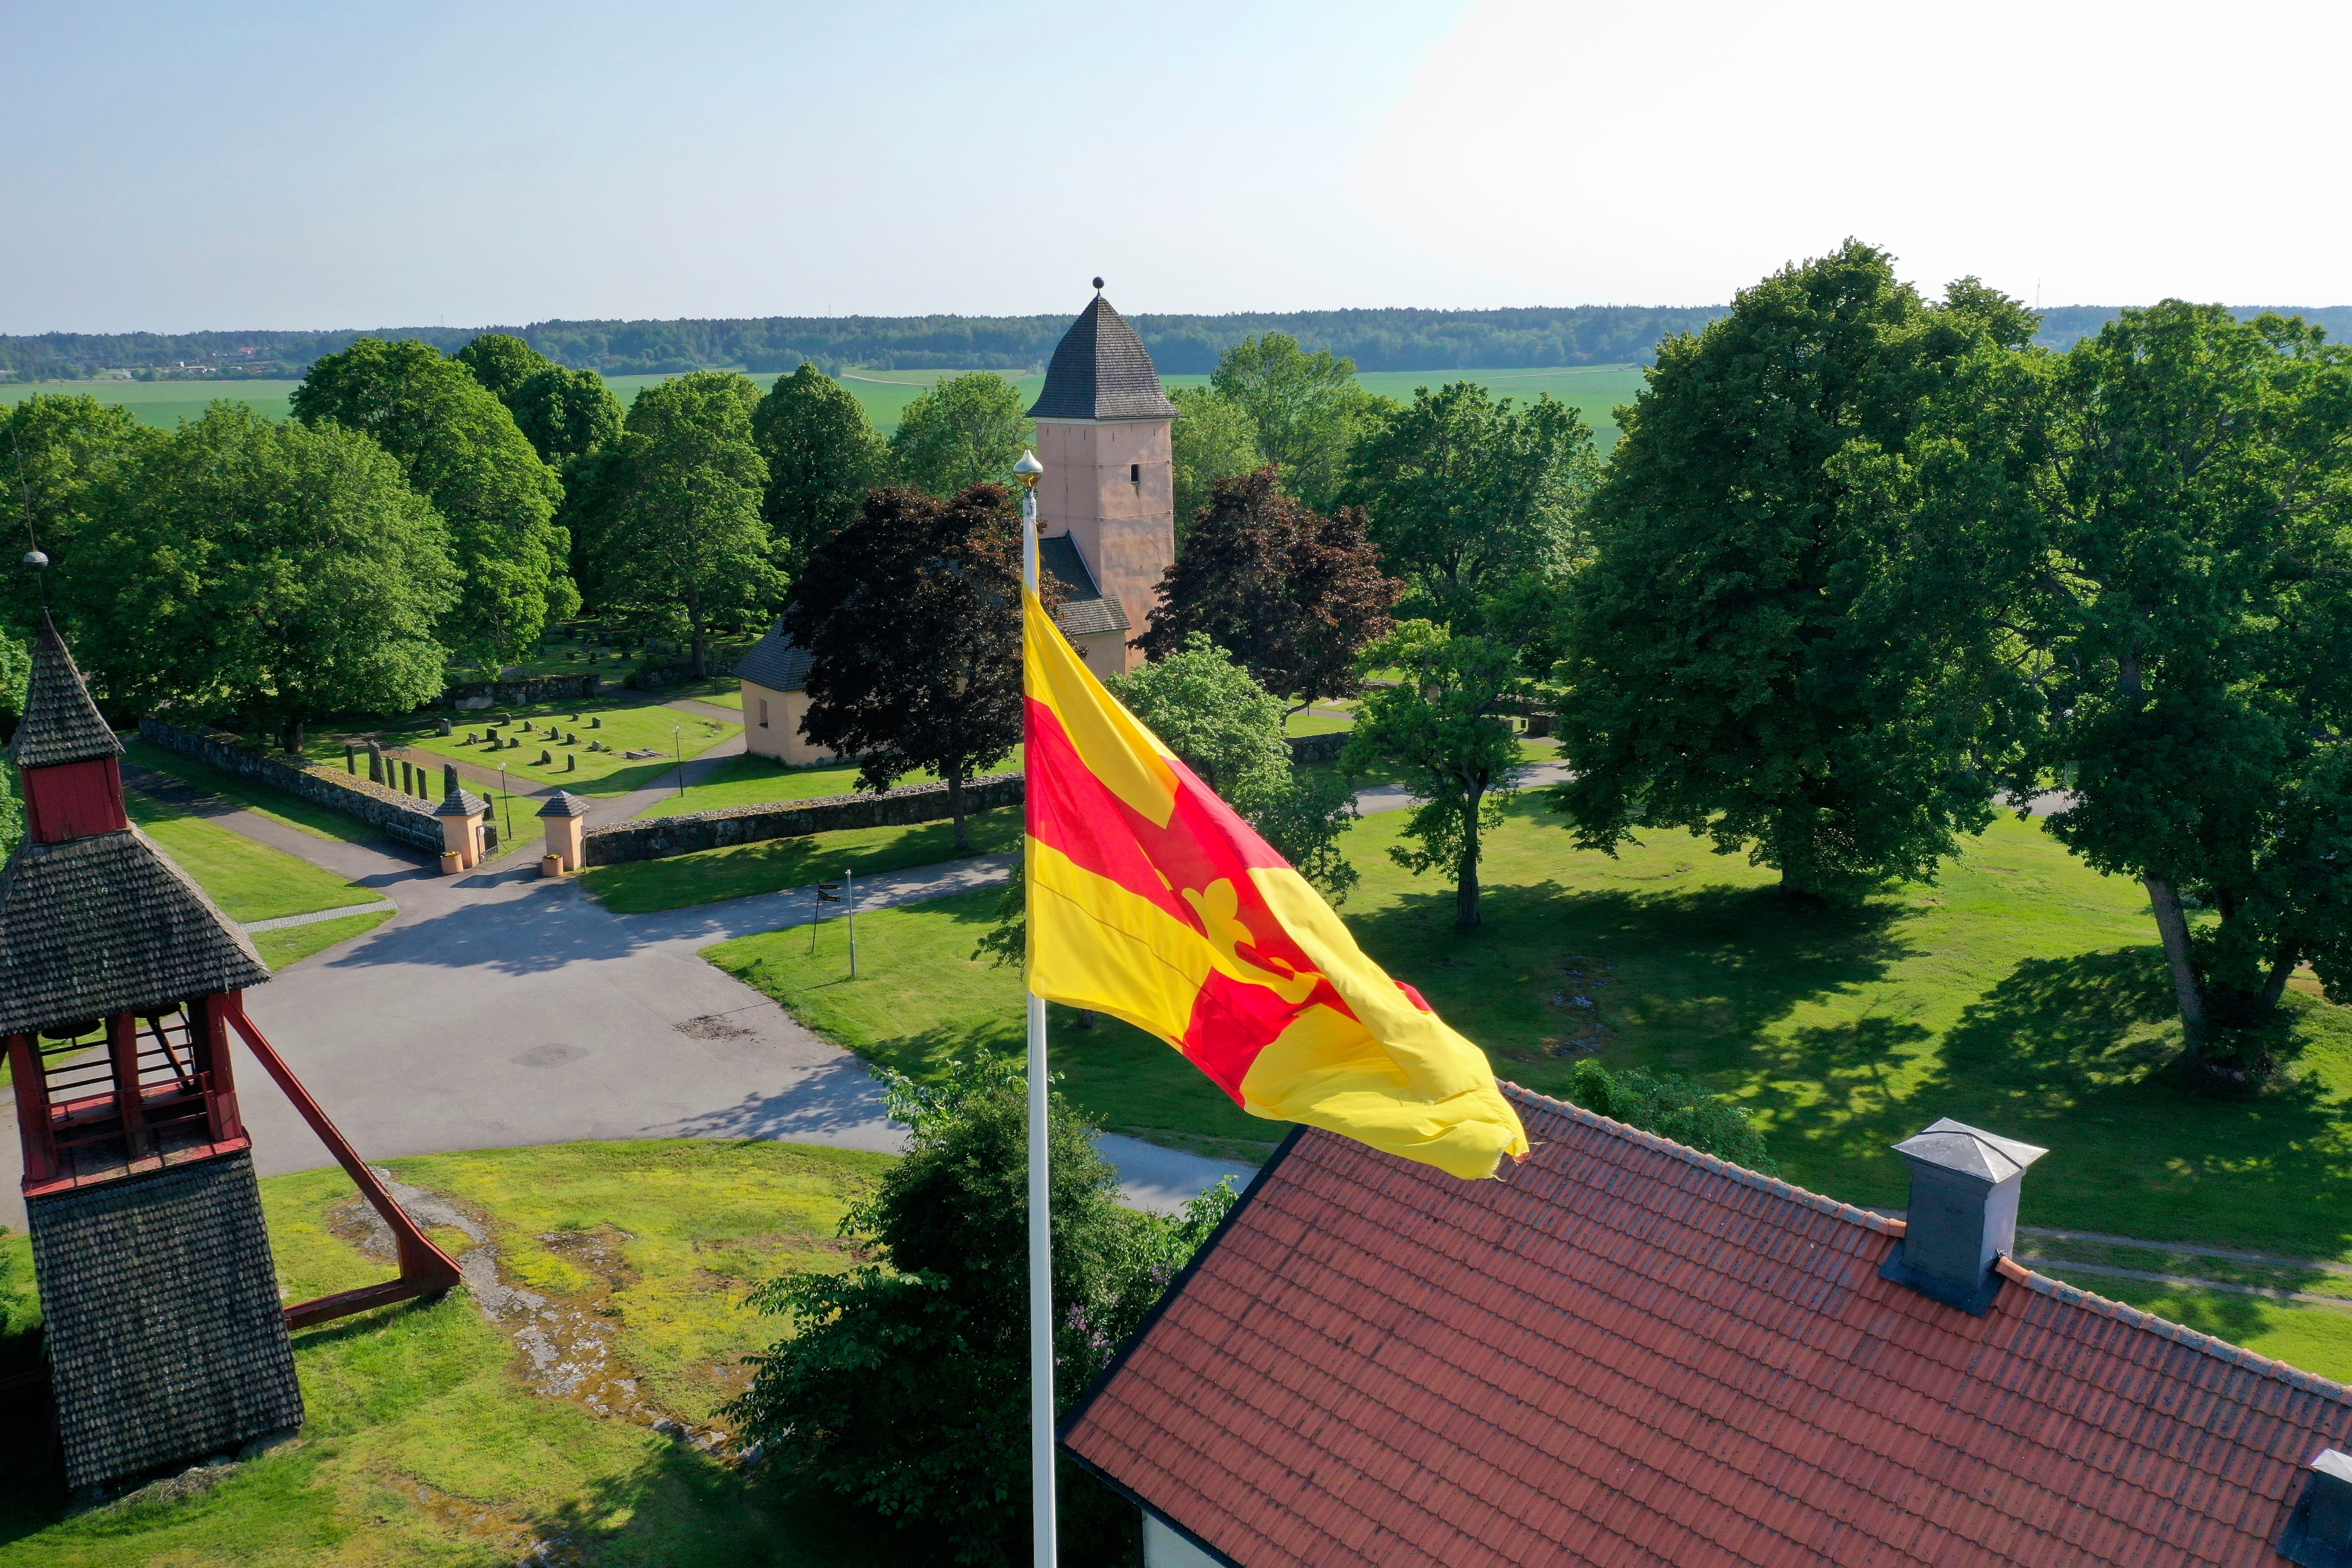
[1167,386,1261,549]
[888,372,1033,498]
[291,336,573,667]
[453,332,555,402]
[1553,242,2038,900]
[509,366,623,467]
[74,403,455,751]
[1108,634,1358,901]
[1983,303,2352,1068]
[728,1056,1234,1566]
[1136,467,1398,709]
[1343,621,1525,928]
[1343,381,1599,627]
[0,393,156,636]
[785,485,1031,851]
[1563,1060,1777,1174]
[752,364,891,576]
[569,371,778,678]
[1208,332,1390,509]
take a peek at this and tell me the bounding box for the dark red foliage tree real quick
[1135,466,1399,707]
[785,484,1051,851]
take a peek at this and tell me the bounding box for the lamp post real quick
[673,724,685,798]
[1011,443,1052,1568]
[498,764,512,848]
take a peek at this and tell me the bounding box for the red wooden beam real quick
[106,1014,144,1165]
[5,1034,55,1188]
[219,994,462,1327]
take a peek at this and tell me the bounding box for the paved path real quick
[0,795,1250,1226]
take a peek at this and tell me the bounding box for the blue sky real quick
[6,0,2345,333]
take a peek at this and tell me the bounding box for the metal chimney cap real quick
[2312,1449,2352,1485]
[1892,1117,2049,1185]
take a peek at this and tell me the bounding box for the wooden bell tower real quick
[0,618,459,1495]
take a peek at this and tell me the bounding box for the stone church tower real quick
[1028,281,1176,676]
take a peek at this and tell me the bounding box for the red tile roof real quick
[1062,1085,2352,1568]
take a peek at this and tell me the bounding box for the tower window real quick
[1130,463,1141,485]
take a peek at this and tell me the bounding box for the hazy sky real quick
[6,0,2346,334]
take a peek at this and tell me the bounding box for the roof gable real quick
[0,827,270,1033]
[1064,1085,2352,1568]
[9,616,122,770]
[1040,534,1131,639]
[1029,293,1177,422]
[737,619,814,694]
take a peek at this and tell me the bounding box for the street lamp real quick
[673,724,685,797]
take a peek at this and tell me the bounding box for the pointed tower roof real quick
[1028,285,1176,421]
[9,615,122,770]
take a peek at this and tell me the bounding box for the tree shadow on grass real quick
[1895,947,2352,1256]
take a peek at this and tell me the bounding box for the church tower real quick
[1028,280,1176,676]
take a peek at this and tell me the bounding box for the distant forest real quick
[6,302,2349,382]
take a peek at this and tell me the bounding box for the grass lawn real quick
[308,697,738,797]
[709,794,2352,1262]
[700,689,744,711]
[1284,708,1353,737]
[0,1139,886,1566]
[633,755,1021,820]
[583,807,1020,915]
[707,887,1276,1163]
[123,739,388,846]
[254,910,397,970]
[124,788,378,924]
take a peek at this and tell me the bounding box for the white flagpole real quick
[1014,448,1055,1568]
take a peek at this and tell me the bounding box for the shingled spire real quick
[1028,287,1177,421]
[9,614,123,770]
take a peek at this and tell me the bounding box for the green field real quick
[0,1140,885,1566]
[583,805,1021,915]
[709,797,2352,1260]
[4,363,1648,443]
[120,783,394,967]
[311,697,738,796]
[633,752,1022,820]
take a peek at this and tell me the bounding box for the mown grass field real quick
[121,785,393,967]
[711,796,2352,1263]
[0,1140,887,1567]
[309,697,737,796]
[633,753,1023,820]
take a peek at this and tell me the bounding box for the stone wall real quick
[1287,731,1350,766]
[444,673,602,711]
[583,772,1024,866]
[137,718,451,855]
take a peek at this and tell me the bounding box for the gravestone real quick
[436,718,453,736]
[537,750,552,765]
[345,744,357,775]
[566,754,576,772]
[366,743,384,785]
[591,716,603,729]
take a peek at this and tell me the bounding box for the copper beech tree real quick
[785,483,1054,852]
[1136,466,1399,710]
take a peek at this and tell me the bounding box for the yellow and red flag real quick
[1022,589,1528,1179]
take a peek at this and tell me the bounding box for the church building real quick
[739,283,1176,764]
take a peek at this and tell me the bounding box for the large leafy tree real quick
[292,336,573,667]
[1343,381,1599,627]
[569,371,778,677]
[729,1057,1232,1567]
[1109,634,1359,901]
[1343,621,1525,928]
[785,484,1033,850]
[888,372,1033,498]
[0,393,156,635]
[1554,243,2038,899]
[1986,303,2352,1066]
[751,364,890,576]
[1136,467,1398,709]
[509,366,623,467]
[76,404,455,750]
[452,332,555,402]
[1208,332,1390,509]
[1166,385,1261,548]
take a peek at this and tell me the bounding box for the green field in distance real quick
[3,362,1648,443]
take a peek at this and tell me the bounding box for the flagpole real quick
[1014,446,1053,1568]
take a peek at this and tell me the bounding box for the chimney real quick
[1879,1117,2047,1314]
[2280,1449,2352,1567]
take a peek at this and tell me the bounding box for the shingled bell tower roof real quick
[9,615,123,770]
[1027,283,1177,422]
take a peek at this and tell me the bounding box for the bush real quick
[1565,1059,1778,1176]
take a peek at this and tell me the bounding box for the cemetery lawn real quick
[714,794,2352,1263]
[583,807,1021,915]
[634,756,1023,820]
[308,698,739,795]
[0,1138,886,1567]
[705,888,1279,1164]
